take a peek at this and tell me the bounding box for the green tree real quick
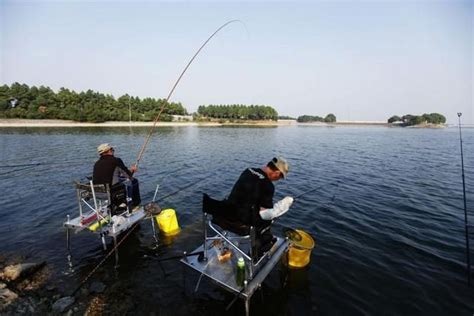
[388,115,401,123]
[324,113,336,123]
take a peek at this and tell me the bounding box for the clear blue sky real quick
[1,0,472,124]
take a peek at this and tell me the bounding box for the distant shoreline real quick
[0,119,293,127]
[0,119,447,128]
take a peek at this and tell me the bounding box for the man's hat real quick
[271,157,289,178]
[97,143,112,155]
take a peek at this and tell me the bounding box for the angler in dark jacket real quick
[93,143,137,186]
[227,157,294,255]
[93,143,140,209]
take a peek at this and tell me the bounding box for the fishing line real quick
[135,20,244,168]
[0,162,41,168]
[293,180,340,201]
[0,165,40,176]
[156,175,210,202]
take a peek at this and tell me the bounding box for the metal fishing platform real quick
[181,236,288,311]
[64,180,159,266]
[181,194,290,316]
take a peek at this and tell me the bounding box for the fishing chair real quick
[202,193,276,280]
[74,180,134,222]
[74,181,112,224]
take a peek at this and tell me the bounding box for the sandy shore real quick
[0,119,299,127]
[0,119,218,127]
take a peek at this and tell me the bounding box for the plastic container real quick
[88,216,110,232]
[236,257,246,287]
[155,208,180,236]
[288,229,315,268]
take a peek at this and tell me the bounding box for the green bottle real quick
[236,257,246,287]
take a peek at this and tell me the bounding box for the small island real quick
[387,113,446,128]
[296,113,337,123]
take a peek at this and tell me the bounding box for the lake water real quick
[1,125,473,315]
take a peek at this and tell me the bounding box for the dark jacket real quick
[227,168,274,228]
[92,155,133,186]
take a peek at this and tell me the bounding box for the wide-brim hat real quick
[97,143,112,155]
[271,157,289,178]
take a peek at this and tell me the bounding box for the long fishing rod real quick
[457,112,471,286]
[293,181,340,201]
[0,162,41,168]
[135,20,242,168]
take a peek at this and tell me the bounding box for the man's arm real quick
[116,158,135,178]
[259,197,294,220]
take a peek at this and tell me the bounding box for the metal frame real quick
[182,210,289,316]
[64,180,149,268]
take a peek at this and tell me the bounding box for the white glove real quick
[259,196,294,220]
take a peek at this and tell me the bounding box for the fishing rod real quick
[134,20,242,168]
[156,174,210,202]
[0,162,41,168]
[145,250,204,263]
[457,112,471,286]
[293,181,340,201]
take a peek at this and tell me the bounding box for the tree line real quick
[297,114,336,123]
[196,104,278,121]
[387,113,446,126]
[0,82,187,122]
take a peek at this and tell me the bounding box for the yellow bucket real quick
[155,208,180,236]
[288,229,315,268]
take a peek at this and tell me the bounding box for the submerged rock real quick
[0,287,18,310]
[90,281,106,294]
[52,296,75,313]
[0,262,45,282]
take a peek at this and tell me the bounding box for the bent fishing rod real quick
[135,20,243,168]
[457,112,471,286]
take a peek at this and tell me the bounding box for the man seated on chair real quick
[227,157,294,256]
[92,143,141,211]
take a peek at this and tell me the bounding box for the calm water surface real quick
[1,126,473,315]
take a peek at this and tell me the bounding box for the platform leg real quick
[203,213,208,261]
[244,298,250,316]
[151,217,159,247]
[66,227,74,272]
[66,228,70,252]
[182,263,187,295]
[101,234,107,251]
[113,236,119,268]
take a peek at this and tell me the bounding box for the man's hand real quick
[259,196,294,220]
[282,196,294,206]
[130,164,137,174]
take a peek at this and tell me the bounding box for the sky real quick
[0,0,472,124]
